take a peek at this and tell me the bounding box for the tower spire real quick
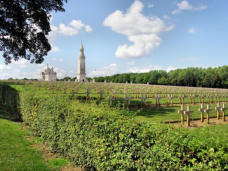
[76,42,87,82]
[80,40,84,50]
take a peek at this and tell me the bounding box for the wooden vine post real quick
[184,105,192,127]
[109,95,113,106]
[155,94,161,107]
[86,87,90,101]
[178,105,185,125]
[204,104,211,124]
[215,103,220,120]
[198,103,205,123]
[125,95,131,109]
[168,94,173,106]
[221,103,226,121]
[99,89,104,100]
[140,95,147,108]
[179,94,185,105]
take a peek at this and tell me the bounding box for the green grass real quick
[189,124,228,150]
[0,114,70,171]
[133,104,228,123]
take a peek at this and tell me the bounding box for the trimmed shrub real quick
[19,91,228,170]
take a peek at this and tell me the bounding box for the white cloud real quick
[48,25,60,53]
[177,0,193,10]
[70,20,84,30]
[59,24,79,36]
[0,59,72,79]
[88,63,180,78]
[148,3,154,8]
[11,59,30,68]
[85,25,92,32]
[128,65,178,73]
[51,45,60,52]
[0,59,45,79]
[54,67,73,78]
[48,25,58,42]
[58,20,92,36]
[127,61,135,66]
[188,27,196,33]
[47,19,92,52]
[166,66,178,72]
[128,65,162,73]
[88,63,118,77]
[0,64,11,70]
[172,0,207,15]
[104,0,173,58]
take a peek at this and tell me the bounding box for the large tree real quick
[0,0,67,64]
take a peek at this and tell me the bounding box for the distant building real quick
[41,64,57,81]
[76,43,87,82]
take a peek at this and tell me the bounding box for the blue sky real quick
[0,0,228,79]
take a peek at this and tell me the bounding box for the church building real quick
[76,43,87,82]
[41,64,57,81]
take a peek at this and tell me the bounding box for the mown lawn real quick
[0,115,69,171]
[133,104,228,123]
[190,124,228,146]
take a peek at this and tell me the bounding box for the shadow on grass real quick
[0,83,21,122]
[132,107,177,118]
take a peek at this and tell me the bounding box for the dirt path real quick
[174,117,228,129]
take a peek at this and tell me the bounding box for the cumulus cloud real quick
[0,59,45,79]
[48,25,60,53]
[88,63,118,77]
[172,0,207,15]
[128,65,162,73]
[0,64,11,70]
[129,65,178,73]
[88,63,180,78]
[104,0,173,58]
[47,19,92,52]
[59,24,79,36]
[58,20,92,36]
[188,27,196,33]
[48,25,58,42]
[50,45,60,52]
[85,25,92,32]
[0,59,73,80]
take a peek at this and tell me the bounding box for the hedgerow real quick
[1,84,228,170]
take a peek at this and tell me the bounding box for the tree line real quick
[94,66,228,88]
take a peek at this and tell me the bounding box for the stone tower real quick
[76,43,87,82]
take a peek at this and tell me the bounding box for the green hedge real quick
[17,90,228,170]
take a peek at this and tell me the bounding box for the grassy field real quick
[133,104,228,123]
[0,111,70,171]
[190,124,228,145]
[9,83,228,124]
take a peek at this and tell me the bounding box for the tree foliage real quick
[0,0,67,64]
[95,66,228,88]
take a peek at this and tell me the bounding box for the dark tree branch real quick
[0,0,67,64]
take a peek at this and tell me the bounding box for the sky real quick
[0,0,228,79]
